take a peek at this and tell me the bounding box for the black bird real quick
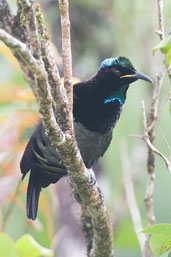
[20,57,152,220]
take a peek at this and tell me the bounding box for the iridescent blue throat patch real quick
[104,97,123,105]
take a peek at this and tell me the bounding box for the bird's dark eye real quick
[114,70,121,76]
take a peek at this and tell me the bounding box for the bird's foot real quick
[68,173,103,205]
[97,186,104,203]
[89,173,96,186]
[67,175,74,185]
[72,188,82,204]
[67,173,96,187]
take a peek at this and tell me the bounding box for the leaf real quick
[0,233,19,257]
[166,48,171,67]
[169,102,171,114]
[160,248,171,257]
[15,234,53,257]
[152,36,171,55]
[143,224,171,256]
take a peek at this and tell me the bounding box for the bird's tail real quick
[26,169,41,220]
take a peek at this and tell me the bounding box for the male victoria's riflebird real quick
[20,57,152,220]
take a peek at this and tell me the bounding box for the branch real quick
[141,102,171,173]
[143,54,165,257]
[0,1,114,256]
[17,0,42,59]
[155,0,164,40]
[142,2,168,253]
[58,0,73,135]
[81,206,94,257]
[129,99,171,257]
[0,28,65,144]
[58,0,73,103]
[155,0,171,79]
[158,125,171,155]
[129,102,171,173]
[120,142,145,253]
[2,180,22,229]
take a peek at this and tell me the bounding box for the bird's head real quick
[99,56,152,84]
[98,56,152,104]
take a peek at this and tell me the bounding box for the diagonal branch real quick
[17,0,42,59]
[141,101,171,173]
[0,2,114,257]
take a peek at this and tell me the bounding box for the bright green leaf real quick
[166,48,171,67]
[143,224,171,234]
[143,224,171,256]
[15,234,53,257]
[0,233,19,257]
[169,102,171,114]
[152,36,171,55]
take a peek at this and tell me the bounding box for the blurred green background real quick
[0,0,171,256]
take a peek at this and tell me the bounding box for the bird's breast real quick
[74,121,113,168]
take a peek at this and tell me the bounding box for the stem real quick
[2,180,22,229]
[58,0,73,135]
[120,142,145,253]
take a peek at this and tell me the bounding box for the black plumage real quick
[20,57,152,220]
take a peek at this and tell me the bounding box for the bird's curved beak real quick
[120,71,153,83]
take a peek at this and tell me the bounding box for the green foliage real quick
[16,234,53,257]
[143,224,171,256]
[0,233,53,257]
[0,233,18,257]
[152,36,171,67]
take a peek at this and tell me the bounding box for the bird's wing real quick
[20,121,67,220]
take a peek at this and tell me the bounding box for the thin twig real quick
[58,0,73,103]
[157,90,171,122]
[18,0,41,58]
[120,142,145,253]
[130,100,171,256]
[155,0,165,40]
[130,102,171,174]
[142,2,166,253]
[2,180,22,229]
[0,28,65,145]
[149,66,165,124]
[58,1,114,255]
[58,0,73,136]
[158,125,171,153]
[34,2,71,132]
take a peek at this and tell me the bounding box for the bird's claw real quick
[67,175,74,185]
[97,186,104,203]
[89,173,96,186]
[68,173,96,187]
[72,188,82,204]
[68,173,102,205]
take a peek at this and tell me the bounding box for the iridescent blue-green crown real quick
[100,57,134,70]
